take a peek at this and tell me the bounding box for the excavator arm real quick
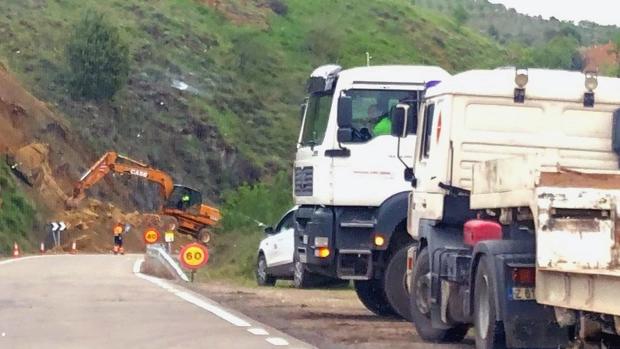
[67,152,175,208]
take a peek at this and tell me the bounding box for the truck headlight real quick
[314,237,329,247]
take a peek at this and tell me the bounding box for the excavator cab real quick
[165,185,203,211]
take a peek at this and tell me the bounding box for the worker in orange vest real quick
[113,223,125,255]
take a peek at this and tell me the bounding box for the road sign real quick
[49,221,67,248]
[164,231,175,243]
[179,243,209,270]
[143,228,160,244]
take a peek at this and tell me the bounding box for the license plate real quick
[511,287,535,300]
[299,254,307,263]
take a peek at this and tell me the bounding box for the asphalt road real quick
[0,254,312,349]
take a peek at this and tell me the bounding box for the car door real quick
[271,211,295,267]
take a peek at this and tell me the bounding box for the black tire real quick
[354,278,398,317]
[385,244,414,321]
[293,259,313,288]
[474,255,506,349]
[256,254,276,286]
[410,248,469,342]
[198,228,211,244]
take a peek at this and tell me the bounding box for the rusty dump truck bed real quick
[471,155,620,315]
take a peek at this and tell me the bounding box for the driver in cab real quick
[367,104,391,137]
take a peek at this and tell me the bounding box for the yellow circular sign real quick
[180,243,209,269]
[143,229,160,244]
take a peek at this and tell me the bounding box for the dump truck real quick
[293,64,450,319]
[391,68,620,348]
[67,152,220,243]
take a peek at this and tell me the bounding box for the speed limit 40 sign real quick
[179,243,209,270]
[143,228,160,244]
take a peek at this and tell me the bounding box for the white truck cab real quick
[396,68,620,348]
[294,65,450,319]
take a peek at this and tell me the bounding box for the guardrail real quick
[145,243,189,282]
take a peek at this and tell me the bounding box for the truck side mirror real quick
[391,104,409,138]
[264,226,274,235]
[337,95,353,128]
[404,168,417,186]
[613,109,620,158]
[337,128,353,143]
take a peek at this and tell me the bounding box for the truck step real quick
[339,220,376,229]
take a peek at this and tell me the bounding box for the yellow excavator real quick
[66,152,220,243]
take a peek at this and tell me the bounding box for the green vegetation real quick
[199,172,292,284]
[66,11,130,101]
[0,0,507,203]
[416,0,619,46]
[0,162,35,254]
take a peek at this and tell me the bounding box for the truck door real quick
[332,88,419,206]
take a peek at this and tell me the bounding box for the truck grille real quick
[294,166,313,197]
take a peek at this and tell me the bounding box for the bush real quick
[267,0,288,16]
[66,11,130,101]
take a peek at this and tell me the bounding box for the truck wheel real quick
[256,254,276,286]
[474,255,506,349]
[293,259,313,289]
[410,249,469,342]
[384,244,414,321]
[198,228,211,244]
[354,279,397,317]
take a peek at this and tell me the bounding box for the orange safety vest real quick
[113,224,123,236]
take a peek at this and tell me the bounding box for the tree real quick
[66,11,130,101]
[452,4,469,28]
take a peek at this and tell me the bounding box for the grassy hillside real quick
[0,0,508,207]
[0,162,36,254]
[416,0,620,46]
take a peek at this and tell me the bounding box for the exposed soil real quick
[189,281,474,349]
[0,65,197,253]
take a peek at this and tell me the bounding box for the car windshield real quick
[300,92,333,146]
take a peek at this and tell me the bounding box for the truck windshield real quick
[300,92,333,146]
[347,89,420,142]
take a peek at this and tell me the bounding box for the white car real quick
[256,207,318,288]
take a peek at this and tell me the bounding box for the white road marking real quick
[248,328,269,336]
[133,259,252,328]
[0,256,42,266]
[266,337,290,346]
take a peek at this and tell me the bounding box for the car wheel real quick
[384,244,415,321]
[410,248,469,342]
[354,278,398,317]
[474,255,506,349]
[256,254,276,286]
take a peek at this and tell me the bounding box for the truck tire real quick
[198,228,211,244]
[256,254,276,286]
[293,259,313,289]
[354,278,397,317]
[410,248,469,342]
[474,255,506,349]
[384,244,414,321]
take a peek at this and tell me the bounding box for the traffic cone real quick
[40,242,45,254]
[12,242,20,258]
[71,241,77,254]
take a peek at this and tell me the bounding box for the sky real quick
[488,0,620,27]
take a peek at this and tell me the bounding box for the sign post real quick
[49,221,67,248]
[164,230,175,254]
[179,243,209,282]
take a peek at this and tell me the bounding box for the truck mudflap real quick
[535,174,620,316]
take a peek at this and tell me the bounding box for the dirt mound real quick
[202,0,274,28]
[55,198,193,253]
[0,65,181,253]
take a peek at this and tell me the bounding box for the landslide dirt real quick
[190,281,474,349]
[0,65,181,253]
